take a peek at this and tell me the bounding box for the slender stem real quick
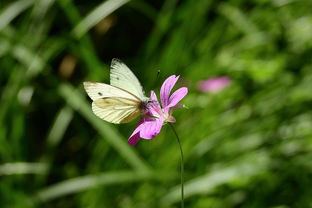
[169,123,184,208]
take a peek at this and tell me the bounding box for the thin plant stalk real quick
[169,123,184,208]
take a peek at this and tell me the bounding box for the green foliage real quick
[1,0,312,207]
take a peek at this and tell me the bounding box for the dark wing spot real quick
[116,77,119,80]
[111,58,123,68]
[98,92,103,96]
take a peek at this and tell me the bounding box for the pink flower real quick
[128,75,188,146]
[197,76,231,93]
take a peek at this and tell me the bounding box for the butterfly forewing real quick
[92,97,141,124]
[110,58,146,100]
[83,81,140,101]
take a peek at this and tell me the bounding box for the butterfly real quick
[83,58,151,124]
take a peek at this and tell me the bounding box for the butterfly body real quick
[83,59,150,124]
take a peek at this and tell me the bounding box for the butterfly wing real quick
[83,81,140,101]
[92,97,141,124]
[110,58,147,100]
[83,81,143,124]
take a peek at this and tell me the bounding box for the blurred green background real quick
[1,0,312,207]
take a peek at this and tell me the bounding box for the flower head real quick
[128,75,188,145]
[197,76,231,93]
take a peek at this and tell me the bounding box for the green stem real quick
[169,123,184,208]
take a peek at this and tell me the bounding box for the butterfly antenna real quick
[151,70,161,90]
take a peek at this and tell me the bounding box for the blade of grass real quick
[34,170,174,203]
[0,0,35,31]
[72,0,130,39]
[128,0,157,21]
[144,0,179,58]
[0,162,48,175]
[0,39,10,56]
[46,106,74,148]
[12,45,45,78]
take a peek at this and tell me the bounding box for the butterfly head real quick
[139,97,160,115]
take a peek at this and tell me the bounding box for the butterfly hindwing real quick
[92,97,141,124]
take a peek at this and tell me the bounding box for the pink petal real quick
[149,91,162,113]
[128,131,140,146]
[197,76,231,93]
[163,87,188,114]
[139,117,164,139]
[167,87,188,109]
[150,90,158,102]
[128,118,145,145]
[160,75,179,108]
[146,91,163,118]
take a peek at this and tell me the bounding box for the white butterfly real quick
[83,58,150,124]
